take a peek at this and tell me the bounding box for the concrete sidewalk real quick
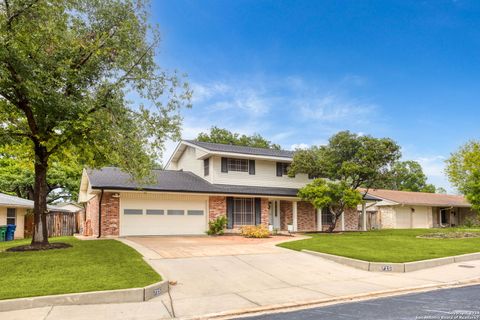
[2,237,480,320]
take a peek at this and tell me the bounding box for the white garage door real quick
[120,195,207,236]
[395,207,412,228]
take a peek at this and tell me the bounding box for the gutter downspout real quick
[97,189,104,238]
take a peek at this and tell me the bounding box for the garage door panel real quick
[120,197,207,236]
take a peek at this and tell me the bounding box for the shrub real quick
[240,225,270,238]
[462,217,479,228]
[206,216,227,235]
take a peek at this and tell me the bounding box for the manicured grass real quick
[278,228,480,263]
[0,237,161,300]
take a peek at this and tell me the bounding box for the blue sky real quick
[151,0,480,192]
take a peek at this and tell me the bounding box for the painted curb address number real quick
[382,265,393,272]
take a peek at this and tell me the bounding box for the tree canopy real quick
[446,141,480,212]
[197,126,281,149]
[0,0,190,245]
[374,160,437,193]
[290,131,401,231]
[0,143,83,202]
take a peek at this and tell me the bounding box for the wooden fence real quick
[24,212,80,238]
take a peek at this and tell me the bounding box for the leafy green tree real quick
[375,160,436,193]
[0,143,83,202]
[0,0,190,246]
[298,179,363,232]
[197,126,281,149]
[290,131,401,231]
[446,141,480,211]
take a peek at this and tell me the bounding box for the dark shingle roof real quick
[185,140,294,159]
[87,167,299,197]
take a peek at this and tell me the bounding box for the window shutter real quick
[249,160,255,175]
[276,162,283,177]
[226,197,234,229]
[255,198,261,225]
[221,157,228,173]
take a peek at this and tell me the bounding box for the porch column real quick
[292,201,298,232]
[341,211,345,231]
[316,208,322,231]
[362,203,367,231]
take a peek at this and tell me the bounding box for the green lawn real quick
[0,237,161,300]
[278,228,480,263]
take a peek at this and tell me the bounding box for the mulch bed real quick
[6,242,72,252]
[417,232,480,239]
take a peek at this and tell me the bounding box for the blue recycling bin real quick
[6,224,16,241]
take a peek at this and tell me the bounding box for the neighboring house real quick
[0,192,32,239]
[79,140,378,237]
[0,192,74,239]
[361,189,477,229]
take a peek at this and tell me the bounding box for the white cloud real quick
[298,94,375,122]
[415,155,447,178]
[290,143,309,150]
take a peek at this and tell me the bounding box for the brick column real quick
[100,192,120,237]
[209,196,227,221]
[260,198,269,227]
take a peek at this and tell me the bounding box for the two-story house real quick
[78,140,360,237]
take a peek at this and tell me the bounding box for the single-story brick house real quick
[361,189,477,229]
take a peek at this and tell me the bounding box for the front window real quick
[227,158,249,172]
[233,198,255,225]
[322,207,333,224]
[7,208,16,225]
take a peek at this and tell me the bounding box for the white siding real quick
[175,146,212,182]
[210,156,310,188]
[0,206,26,239]
[119,192,208,236]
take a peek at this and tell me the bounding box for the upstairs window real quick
[276,162,290,176]
[204,158,210,176]
[227,158,249,172]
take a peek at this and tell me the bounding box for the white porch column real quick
[317,208,322,231]
[362,203,367,231]
[341,211,345,231]
[292,201,298,232]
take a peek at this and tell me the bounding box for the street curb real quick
[302,249,480,272]
[187,277,480,320]
[0,280,168,312]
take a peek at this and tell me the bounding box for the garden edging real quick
[0,280,169,312]
[302,250,480,272]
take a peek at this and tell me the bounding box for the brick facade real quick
[343,207,359,231]
[260,198,269,226]
[297,201,317,231]
[100,193,120,236]
[83,192,119,237]
[280,200,293,230]
[208,196,227,221]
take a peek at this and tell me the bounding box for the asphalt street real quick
[240,284,480,320]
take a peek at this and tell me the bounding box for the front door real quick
[269,201,281,229]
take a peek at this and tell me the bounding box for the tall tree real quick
[375,160,437,193]
[0,0,191,247]
[446,141,480,212]
[289,131,401,231]
[197,126,281,149]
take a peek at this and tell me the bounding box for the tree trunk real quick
[326,207,342,233]
[31,144,49,246]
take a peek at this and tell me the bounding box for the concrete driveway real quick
[123,235,480,318]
